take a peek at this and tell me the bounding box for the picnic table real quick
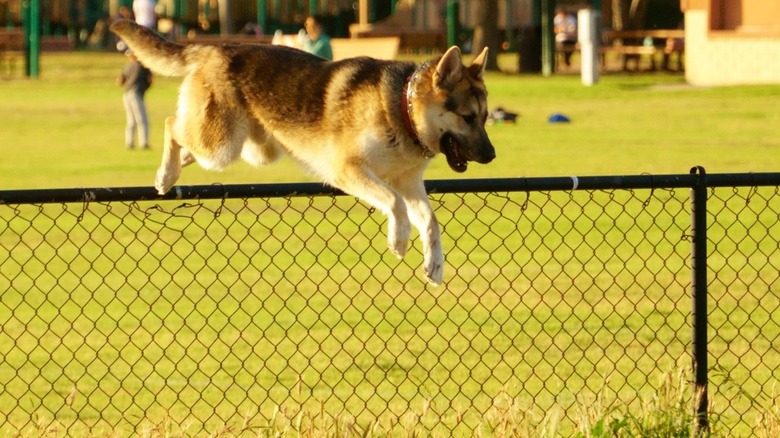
[601,29,685,71]
[559,29,685,72]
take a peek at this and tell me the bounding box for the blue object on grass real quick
[548,113,571,123]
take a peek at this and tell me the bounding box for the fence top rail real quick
[0,172,778,205]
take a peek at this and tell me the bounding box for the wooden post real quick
[359,0,369,26]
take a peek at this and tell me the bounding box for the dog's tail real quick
[110,20,188,77]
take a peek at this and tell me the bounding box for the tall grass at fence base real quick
[13,366,762,438]
[755,385,780,438]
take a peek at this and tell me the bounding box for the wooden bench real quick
[331,37,400,61]
[41,36,74,52]
[0,31,74,53]
[349,26,444,54]
[177,33,400,61]
[0,28,24,79]
[601,29,685,71]
[176,34,274,46]
[395,31,445,54]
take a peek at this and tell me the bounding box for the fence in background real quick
[1,170,779,436]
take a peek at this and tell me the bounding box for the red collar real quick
[401,73,435,159]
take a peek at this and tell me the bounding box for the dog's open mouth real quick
[441,133,468,173]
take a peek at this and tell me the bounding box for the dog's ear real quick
[469,47,489,80]
[434,46,463,91]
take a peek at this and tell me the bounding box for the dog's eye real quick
[461,114,477,125]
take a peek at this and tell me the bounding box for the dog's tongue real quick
[445,138,468,173]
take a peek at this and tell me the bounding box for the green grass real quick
[0,52,779,437]
[0,52,779,190]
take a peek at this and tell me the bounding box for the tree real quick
[612,0,649,30]
[470,0,500,71]
[219,0,235,35]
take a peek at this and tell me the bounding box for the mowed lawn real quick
[0,51,779,190]
[0,52,779,436]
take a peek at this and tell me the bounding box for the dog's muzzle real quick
[477,142,496,164]
[441,132,496,172]
[473,129,496,164]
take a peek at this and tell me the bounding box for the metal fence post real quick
[690,165,709,433]
[446,0,459,48]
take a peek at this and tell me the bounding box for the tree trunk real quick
[471,0,499,71]
[628,0,649,29]
[612,0,625,30]
[219,0,235,35]
[612,0,649,30]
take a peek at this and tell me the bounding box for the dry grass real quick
[13,365,761,438]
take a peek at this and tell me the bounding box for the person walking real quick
[117,50,152,150]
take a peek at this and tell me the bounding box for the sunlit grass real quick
[1,51,779,190]
[0,52,778,436]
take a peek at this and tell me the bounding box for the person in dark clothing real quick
[117,50,152,149]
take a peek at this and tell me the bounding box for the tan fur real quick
[110,20,495,286]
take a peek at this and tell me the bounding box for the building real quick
[683,0,780,85]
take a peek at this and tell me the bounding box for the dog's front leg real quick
[394,178,444,286]
[333,164,411,260]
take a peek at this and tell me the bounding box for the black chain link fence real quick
[0,172,778,436]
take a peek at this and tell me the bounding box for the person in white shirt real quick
[553,7,578,68]
[133,0,157,30]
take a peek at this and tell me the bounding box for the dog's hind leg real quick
[155,116,185,195]
[180,147,196,167]
[240,119,283,167]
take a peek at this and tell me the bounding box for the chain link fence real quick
[0,172,779,436]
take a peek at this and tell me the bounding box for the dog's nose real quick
[481,146,496,163]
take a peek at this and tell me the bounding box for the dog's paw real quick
[155,167,177,195]
[387,216,411,259]
[423,250,444,286]
[423,237,444,285]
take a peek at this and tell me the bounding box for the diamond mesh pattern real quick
[0,185,778,436]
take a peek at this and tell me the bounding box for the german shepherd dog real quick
[111,20,495,286]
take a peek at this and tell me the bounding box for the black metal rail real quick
[1,171,778,205]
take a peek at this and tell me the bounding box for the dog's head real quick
[418,46,496,173]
